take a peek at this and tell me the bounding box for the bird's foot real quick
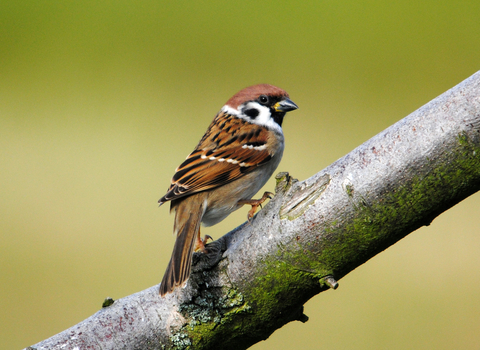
[194,234,213,253]
[238,191,274,223]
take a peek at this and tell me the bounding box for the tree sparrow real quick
[159,84,298,296]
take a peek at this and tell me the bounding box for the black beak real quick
[274,98,299,112]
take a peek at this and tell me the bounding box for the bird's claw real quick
[194,234,213,252]
[238,191,274,223]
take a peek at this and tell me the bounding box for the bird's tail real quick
[159,195,206,296]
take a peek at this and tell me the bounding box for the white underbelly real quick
[201,149,283,227]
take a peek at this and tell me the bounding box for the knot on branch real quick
[278,173,331,220]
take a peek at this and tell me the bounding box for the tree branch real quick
[26,71,480,350]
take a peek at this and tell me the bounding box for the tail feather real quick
[159,196,205,296]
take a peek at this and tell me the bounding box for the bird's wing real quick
[158,112,275,204]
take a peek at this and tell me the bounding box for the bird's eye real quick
[258,95,269,105]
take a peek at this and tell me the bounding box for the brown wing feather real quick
[158,111,274,204]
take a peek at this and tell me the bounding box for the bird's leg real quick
[237,191,273,222]
[194,229,213,253]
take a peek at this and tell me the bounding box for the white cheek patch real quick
[221,103,283,134]
[244,102,272,125]
[221,105,239,116]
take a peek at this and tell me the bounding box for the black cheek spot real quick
[244,108,259,119]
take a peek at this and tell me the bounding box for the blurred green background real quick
[1,1,479,349]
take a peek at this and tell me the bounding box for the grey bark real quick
[26,71,480,350]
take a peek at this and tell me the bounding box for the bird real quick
[158,84,298,296]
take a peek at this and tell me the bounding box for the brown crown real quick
[225,84,290,109]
